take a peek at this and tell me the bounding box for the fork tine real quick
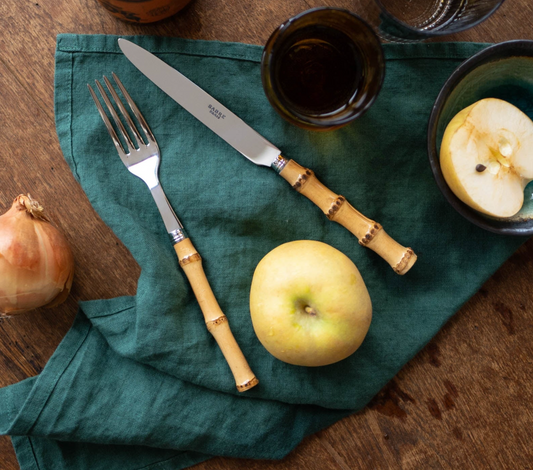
[103,75,147,148]
[94,78,137,153]
[112,72,157,145]
[88,84,127,158]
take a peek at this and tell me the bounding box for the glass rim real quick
[374,0,507,39]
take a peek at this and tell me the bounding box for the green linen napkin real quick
[0,34,526,470]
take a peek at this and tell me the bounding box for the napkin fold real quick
[0,34,526,470]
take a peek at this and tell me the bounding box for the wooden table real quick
[1,0,533,468]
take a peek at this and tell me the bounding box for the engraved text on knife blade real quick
[118,39,282,167]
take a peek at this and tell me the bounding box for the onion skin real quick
[0,195,75,315]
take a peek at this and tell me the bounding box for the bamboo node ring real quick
[206,315,228,331]
[292,169,313,192]
[179,252,202,267]
[326,195,346,220]
[358,223,383,246]
[394,248,415,274]
[237,376,259,392]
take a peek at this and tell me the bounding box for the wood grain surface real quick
[1,0,532,469]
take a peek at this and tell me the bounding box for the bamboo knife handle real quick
[278,158,417,275]
[174,238,258,392]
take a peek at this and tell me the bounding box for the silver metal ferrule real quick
[169,228,188,245]
[271,155,289,174]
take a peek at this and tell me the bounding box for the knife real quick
[118,38,417,275]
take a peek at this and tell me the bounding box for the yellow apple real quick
[249,240,372,367]
[440,98,533,218]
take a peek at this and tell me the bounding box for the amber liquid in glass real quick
[274,25,363,116]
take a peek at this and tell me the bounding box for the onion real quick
[0,194,75,316]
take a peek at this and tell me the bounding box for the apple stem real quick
[304,306,318,316]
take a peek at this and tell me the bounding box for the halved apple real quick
[440,98,533,218]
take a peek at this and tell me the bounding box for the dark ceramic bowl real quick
[428,40,533,236]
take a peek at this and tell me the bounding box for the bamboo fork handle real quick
[278,158,417,275]
[174,238,258,392]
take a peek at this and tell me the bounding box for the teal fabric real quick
[0,35,526,469]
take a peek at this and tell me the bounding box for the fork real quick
[88,73,258,392]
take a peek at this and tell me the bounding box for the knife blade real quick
[118,38,416,275]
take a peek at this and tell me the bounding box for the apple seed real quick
[488,161,501,175]
[476,164,487,172]
[498,137,513,158]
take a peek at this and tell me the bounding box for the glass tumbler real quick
[261,7,385,131]
[360,0,506,42]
